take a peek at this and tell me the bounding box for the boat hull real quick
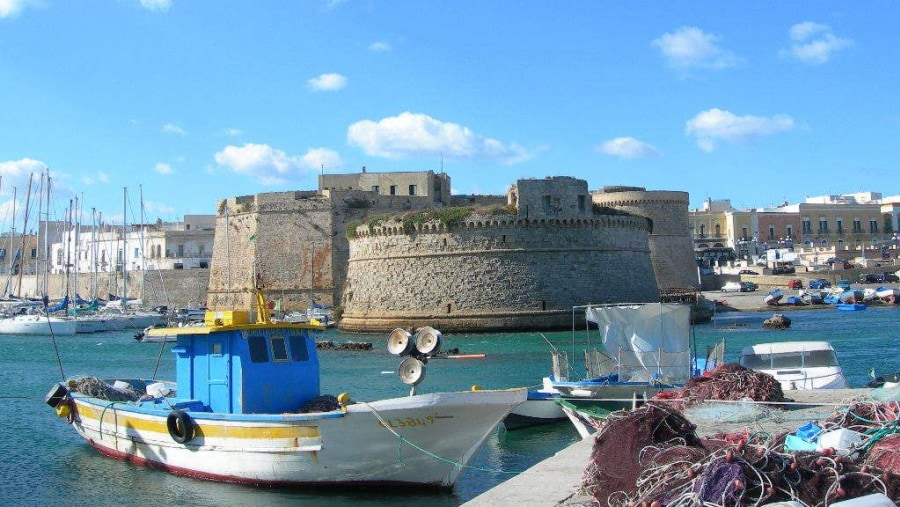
[503,391,566,430]
[0,314,76,335]
[64,388,524,488]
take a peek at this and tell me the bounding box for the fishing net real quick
[300,394,341,413]
[67,376,142,402]
[583,403,900,506]
[660,363,786,406]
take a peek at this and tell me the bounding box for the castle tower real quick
[591,187,697,291]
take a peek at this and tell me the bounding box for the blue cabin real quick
[169,311,321,414]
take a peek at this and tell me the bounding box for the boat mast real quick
[122,187,127,307]
[15,173,34,297]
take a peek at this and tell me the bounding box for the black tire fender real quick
[166,409,194,444]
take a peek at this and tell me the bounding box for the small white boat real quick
[739,341,850,391]
[764,289,784,305]
[47,289,524,489]
[502,377,566,430]
[876,286,899,304]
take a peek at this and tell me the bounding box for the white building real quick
[49,215,215,275]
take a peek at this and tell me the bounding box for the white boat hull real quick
[65,388,524,488]
[0,314,77,335]
[503,395,566,430]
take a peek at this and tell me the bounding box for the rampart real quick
[339,214,658,332]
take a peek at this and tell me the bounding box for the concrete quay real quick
[463,389,880,507]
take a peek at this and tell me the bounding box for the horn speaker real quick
[387,328,414,356]
[414,326,443,356]
[397,357,426,386]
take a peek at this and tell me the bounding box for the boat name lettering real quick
[377,413,439,428]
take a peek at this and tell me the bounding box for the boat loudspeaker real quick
[398,356,426,386]
[414,326,443,356]
[387,328,414,356]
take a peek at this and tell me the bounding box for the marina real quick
[3,304,900,506]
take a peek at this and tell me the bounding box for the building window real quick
[768,226,775,240]
[870,220,878,233]
[371,185,379,193]
[389,185,397,196]
[699,224,706,237]
[818,219,828,234]
[578,195,586,211]
[715,224,721,236]
[853,219,862,233]
[836,220,843,233]
[0,248,5,260]
[786,226,793,238]
[408,184,417,196]
[741,227,748,240]
[133,247,139,259]
[802,219,812,234]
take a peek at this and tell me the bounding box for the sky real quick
[2,1,899,230]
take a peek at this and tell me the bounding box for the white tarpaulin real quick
[584,303,692,383]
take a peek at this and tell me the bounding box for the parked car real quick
[721,281,743,292]
[859,273,880,284]
[826,257,853,269]
[787,279,803,289]
[837,279,851,290]
[740,281,758,292]
[738,269,759,275]
[880,272,900,283]
[808,279,831,289]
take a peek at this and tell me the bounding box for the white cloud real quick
[0,0,37,18]
[162,123,187,135]
[685,108,795,152]
[214,143,339,185]
[222,128,243,137]
[139,0,172,12]
[154,163,174,175]
[80,171,109,186]
[347,111,532,164]
[652,26,741,72]
[301,148,343,171]
[142,199,176,217]
[307,73,348,92]
[0,158,46,196]
[597,137,660,159]
[369,41,392,52]
[781,22,852,64]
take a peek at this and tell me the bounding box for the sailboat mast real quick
[2,186,14,299]
[122,187,127,307]
[16,173,34,297]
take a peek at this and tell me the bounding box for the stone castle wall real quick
[592,189,698,290]
[339,215,658,332]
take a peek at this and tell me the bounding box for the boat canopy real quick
[584,303,692,384]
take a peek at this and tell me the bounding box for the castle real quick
[207,170,696,332]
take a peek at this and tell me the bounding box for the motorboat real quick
[836,303,866,311]
[502,377,566,430]
[46,288,524,489]
[738,341,850,391]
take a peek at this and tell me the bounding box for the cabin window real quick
[409,184,417,195]
[211,342,223,355]
[248,336,270,363]
[289,335,309,362]
[271,337,289,362]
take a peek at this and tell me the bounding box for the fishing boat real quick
[46,288,525,489]
[738,341,850,391]
[544,303,717,438]
[836,302,866,311]
[876,286,899,304]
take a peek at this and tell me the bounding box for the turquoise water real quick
[1,307,899,506]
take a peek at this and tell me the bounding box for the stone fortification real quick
[340,177,659,332]
[207,187,457,315]
[592,187,698,290]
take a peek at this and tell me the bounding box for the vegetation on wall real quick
[344,204,517,238]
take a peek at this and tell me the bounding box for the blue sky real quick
[2,1,898,229]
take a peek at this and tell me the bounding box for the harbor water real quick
[2,306,899,506]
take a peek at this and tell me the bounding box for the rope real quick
[98,401,120,441]
[358,400,524,475]
[44,311,66,380]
